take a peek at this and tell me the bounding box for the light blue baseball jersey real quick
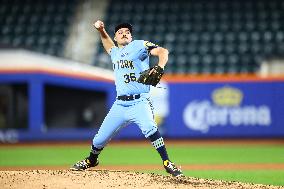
[110,40,158,96]
[92,40,159,149]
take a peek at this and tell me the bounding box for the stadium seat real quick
[0,0,78,57]
[91,0,284,74]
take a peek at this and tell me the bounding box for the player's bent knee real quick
[143,127,158,138]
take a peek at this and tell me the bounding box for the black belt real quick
[117,94,141,101]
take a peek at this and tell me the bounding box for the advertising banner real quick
[164,82,284,138]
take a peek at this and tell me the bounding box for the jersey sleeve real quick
[143,41,159,54]
[110,46,118,57]
[109,46,119,63]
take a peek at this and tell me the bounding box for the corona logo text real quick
[183,86,271,133]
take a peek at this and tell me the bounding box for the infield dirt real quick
[1,170,283,189]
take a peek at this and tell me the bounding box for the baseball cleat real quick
[70,158,99,171]
[163,160,184,177]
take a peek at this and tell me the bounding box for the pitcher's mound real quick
[0,170,282,189]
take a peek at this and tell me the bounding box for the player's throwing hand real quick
[93,20,104,30]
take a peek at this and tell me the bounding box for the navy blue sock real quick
[88,145,103,164]
[149,131,169,161]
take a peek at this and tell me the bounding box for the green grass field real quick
[0,142,283,186]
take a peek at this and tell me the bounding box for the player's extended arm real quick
[93,20,115,55]
[149,47,169,69]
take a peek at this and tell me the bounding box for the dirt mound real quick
[0,170,282,189]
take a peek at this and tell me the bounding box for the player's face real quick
[114,28,132,46]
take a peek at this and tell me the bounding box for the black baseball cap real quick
[114,23,133,34]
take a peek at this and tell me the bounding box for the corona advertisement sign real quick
[183,86,271,133]
[166,81,284,138]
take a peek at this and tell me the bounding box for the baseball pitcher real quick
[70,20,183,177]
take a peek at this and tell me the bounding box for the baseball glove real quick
[137,65,164,86]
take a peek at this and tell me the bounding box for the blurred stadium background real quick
[0,0,284,186]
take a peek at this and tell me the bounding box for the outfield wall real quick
[1,74,284,142]
[1,51,284,142]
